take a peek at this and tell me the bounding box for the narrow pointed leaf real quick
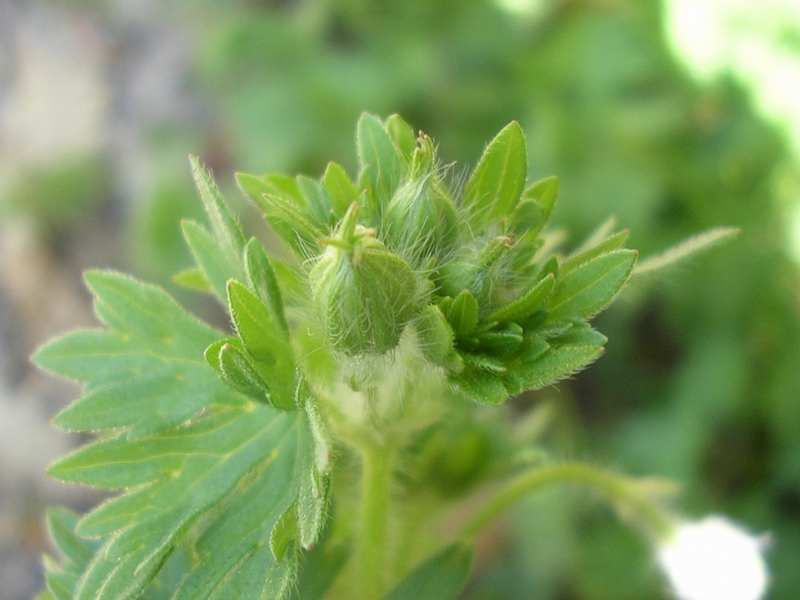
[547,249,637,322]
[182,220,242,304]
[561,228,629,275]
[218,342,274,405]
[464,121,527,226]
[503,345,604,394]
[172,267,211,292]
[447,289,479,338]
[633,226,740,276]
[485,273,555,323]
[245,238,289,336]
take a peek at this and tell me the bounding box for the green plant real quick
[33,114,743,600]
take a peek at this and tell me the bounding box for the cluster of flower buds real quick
[237,114,637,405]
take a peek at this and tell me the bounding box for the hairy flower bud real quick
[383,134,458,264]
[310,203,419,355]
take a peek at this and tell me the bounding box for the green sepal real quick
[218,342,275,406]
[270,505,299,563]
[484,272,555,323]
[446,289,479,338]
[245,238,290,336]
[450,368,508,406]
[323,162,359,220]
[464,121,527,228]
[547,249,637,322]
[357,113,404,219]
[383,542,474,600]
[172,267,211,293]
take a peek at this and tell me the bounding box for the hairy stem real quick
[356,439,395,600]
[460,462,674,540]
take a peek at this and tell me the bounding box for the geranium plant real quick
[33,114,749,599]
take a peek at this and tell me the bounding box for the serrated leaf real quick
[357,113,404,217]
[227,279,296,410]
[245,238,290,336]
[447,289,479,338]
[633,226,740,276]
[464,121,527,227]
[323,162,359,220]
[50,406,311,600]
[547,249,637,322]
[485,273,555,323]
[383,542,474,600]
[33,273,226,437]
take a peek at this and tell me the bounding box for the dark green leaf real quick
[485,273,555,323]
[447,289,479,338]
[503,345,604,394]
[450,368,508,406]
[383,542,474,600]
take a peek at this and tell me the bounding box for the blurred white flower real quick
[657,515,770,600]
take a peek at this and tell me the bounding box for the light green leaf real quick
[33,272,226,437]
[42,509,102,600]
[323,162,359,220]
[547,249,637,322]
[561,229,630,275]
[357,113,404,217]
[464,121,527,226]
[182,219,241,304]
[383,542,474,600]
[385,113,417,159]
[189,156,247,271]
[236,172,323,259]
[227,280,296,410]
[218,342,273,405]
[245,238,290,336]
[172,267,211,292]
[633,226,740,276]
[522,175,559,225]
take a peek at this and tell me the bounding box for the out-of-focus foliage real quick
[29,0,800,597]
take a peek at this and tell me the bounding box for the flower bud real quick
[383,134,458,264]
[310,203,419,355]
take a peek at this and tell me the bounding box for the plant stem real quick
[460,462,674,540]
[356,439,395,600]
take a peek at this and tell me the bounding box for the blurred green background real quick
[1,0,799,598]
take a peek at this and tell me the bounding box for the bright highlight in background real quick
[657,516,770,600]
